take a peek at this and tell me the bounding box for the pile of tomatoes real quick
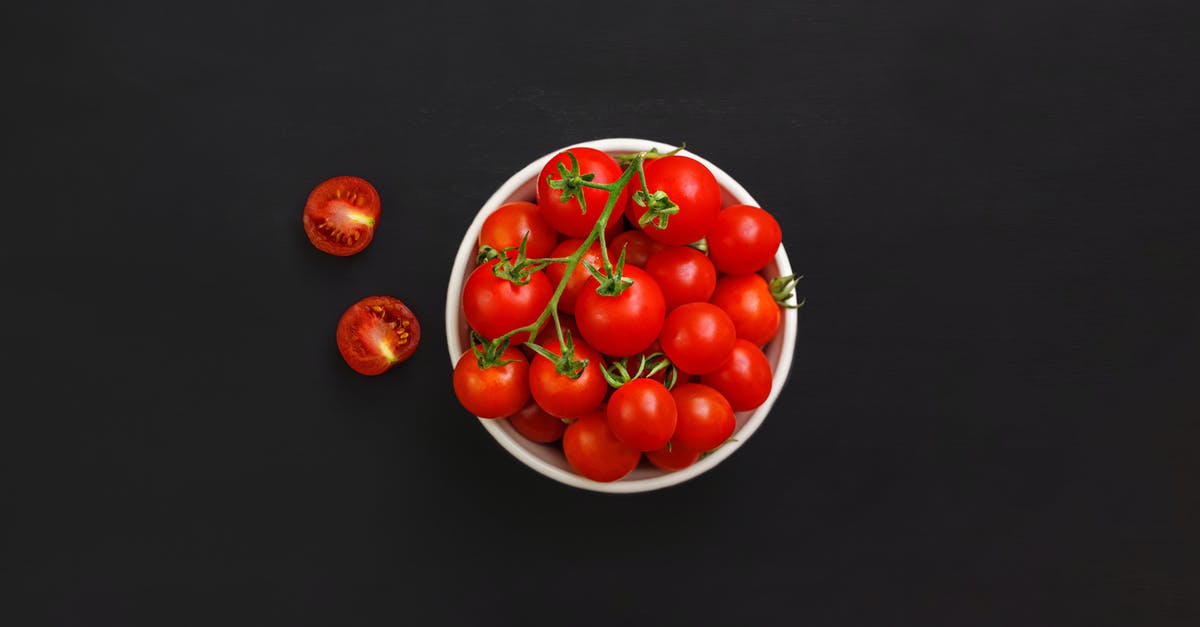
[453,147,795,483]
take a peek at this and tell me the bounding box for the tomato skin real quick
[462,260,553,344]
[670,383,736,452]
[700,339,773,411]
[563,408,641,482]
[536,147,628,237]
[607,379,677,451]
[707,205,782,275]
[335,296,420,375]
[303,176,381,256]
[659,303,737,375]
[645,444,701,471]
[575,266,666,357]
[528,338,608,418]
[479,201,558,259]
[452,347,530,419]
[543,239,606,314]
[627,156,721,246]
[608,230,667,268]
[531,314,581,349]
[645,246,717,311]
[508,401,566,443]
[709,274,781,346]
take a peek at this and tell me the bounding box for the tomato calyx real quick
[769,274,806,309]
[601,352,678,390]
[545,152,596,213]
[526,332,591,380]
[469,331,518,369]
[582,245,635,297]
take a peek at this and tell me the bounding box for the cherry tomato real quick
[536,147,628,237]
[335,296,419,375]
[670,383,736,452]
[303,176,381,256]
[508,401,566,443]
[529,338,608,418]
[701,339,773,411]
[626,156,720,246]
[563,407,641,482]
[645,246,717,311]
[575,266,666,357]
[452,346,530,419]
[659,303,736,375]
[710,273,783,346]
[462,259,553,344]
[543,239,606,314]
[608,230,667,268]
[645,444,701,471]
[479,201,558,259]
[607,379,677,451]
[707,204,782,275]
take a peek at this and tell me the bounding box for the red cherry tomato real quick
[626,156,720,246]
[700,339,773,411]
[608,230,667,268]
[563,408,641,482]
[645,444,701,471]
[303,176,381,256]
[543,238,606,314]
[709,274,781,346]
[462,260,553,344]
[607,379,677,452]
[707,205,782,275]
[645,246,717,311]
[335,296,420,375]
[479,201,558,259]
[528,338,608,418]
[659,303,737,375]
[575,266,666,357]
[452,346,530,419]
[508,401,566,443]
[536,147,628,237]
[670,383,736,452]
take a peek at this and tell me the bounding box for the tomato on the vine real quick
[660,302,736,375]
[645,246,717,311]
[508,401,566,443]
[707,204,781,275]
[303,176,381,256]
[608,230,667,268]
[575,266,666,358]
[700,339,773,411]
[452,346,530,419]
[607,379,677,452]
[462,259,553,344]
[336,296,419,375]
[536,147,628,237]
[479,201,558,259]
[528,338,608,418]
[563,407,641,482]
[670,383,736,453]
[532,314,581,349]
[627,156,720,246]
[543,239,606,314]
[709,274,781,347]
[645,444,701,471]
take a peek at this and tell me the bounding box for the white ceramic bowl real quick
[445,138,798,493]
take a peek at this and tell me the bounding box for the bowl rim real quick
[445,137,797,493]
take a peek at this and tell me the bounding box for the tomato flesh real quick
[303,176,380,256]
[336,296,419,375]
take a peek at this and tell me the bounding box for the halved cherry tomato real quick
[462,259,553,344]
[528,338,608,418]
[670,383,736,452]
[645,246,717,311]
[660,302,736,375]
[575,266,666,357]
[707,204,781,275]
[627,156,720,246]
[543,239,606,314]
[508,401,566,443]
[452,346,530,419]
[607,379,677,452]
[336,296,419,375]
[709,274,781,347]
[303,176,381,256]
[645,444,701,471]
[563,407,641,482]
[608,230,667,268]
[700,339,773,411]
[479,201,558,259]
[536,147,628,237]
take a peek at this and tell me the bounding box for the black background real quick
[4,1,1198,625]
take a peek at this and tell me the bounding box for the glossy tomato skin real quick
[479,201,558,259]
[645,246,717,311]
[529,338,608,418]
[608,230,668,268]
[336,296,420,375]
[670,383,736,452]
[452,347,530,419]
[607,379,677,451]
[536,147,628,237]
[660,303,737,375]
[575,266,666,357]
[645,444,701,471]
[701,339,773,411]
[462,260,553,344]
[707,205,782,275]
[303,176,381,256]
[627,156,721,246]
[709,274,781,346]
[563,408,641,482]
[508,401,566,443]
[543,239,606,314]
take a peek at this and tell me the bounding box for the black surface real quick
[4,1,1198,625]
